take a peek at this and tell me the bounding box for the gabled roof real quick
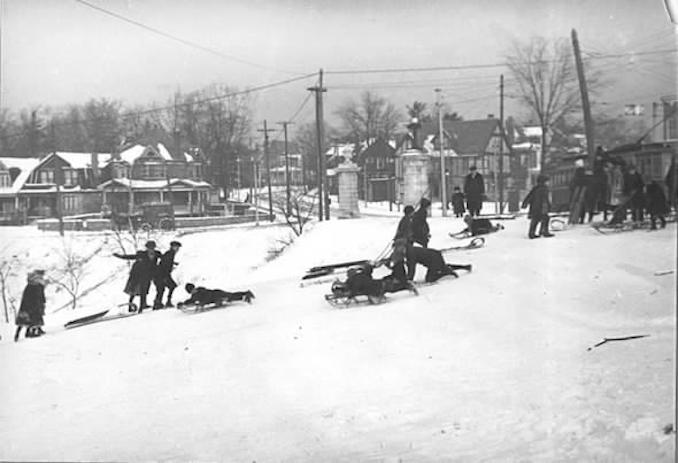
[0,157,41,194]
[50,151,112,169]
[99,177,212,190]
[357,139,396,163]
[420,119,500,154]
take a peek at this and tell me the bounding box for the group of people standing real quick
[113,240,182,312]
[570,149,672,230]
[449,165,486,218]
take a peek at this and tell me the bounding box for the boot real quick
[164,301,174,308]
[14,326,22,342]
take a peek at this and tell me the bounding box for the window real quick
[63,195,78,211]
[0,172,9,188]
[140,163,165,179]
[39,170,54,184]
[63,169,78,186]
[114,166,129,178]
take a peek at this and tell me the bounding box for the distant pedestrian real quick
[646,181,668,230]
[14,270,47,342]
[153,241,182,309]
[522,174,554,239]
[114,240,160,313]
[623,164,645,222]
[451,186,465,217]
[464,165,485,217]
[411,198,431,248]
[607,162,626,224]
[394,205,415,243]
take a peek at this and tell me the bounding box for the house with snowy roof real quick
[98,143,213,216]
[0,157,41,223]
[397,117,511,203]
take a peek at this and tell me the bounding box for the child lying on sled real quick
[450,214,504,238]
[178,283,254,307]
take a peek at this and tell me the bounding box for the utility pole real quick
[652,102,658,142]
[253,155,259,226]
[571,29,595,167]
[258,120,276,221]
[498,74,505,214]
[308,69,328,220]
[277,121,293,216]
[435,88,447,216]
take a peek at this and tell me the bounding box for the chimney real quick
[91,152,99,184]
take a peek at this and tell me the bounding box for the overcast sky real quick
[1,0,675,134]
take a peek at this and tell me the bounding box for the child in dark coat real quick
[411,198,431,248]
[646,181,668,230]
[114,240,161,312]
[522,175,554,239]
[451,187,466,218]
[14,270,47,342]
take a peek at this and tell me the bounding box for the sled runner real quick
[477,213,516,220]
[591,221,648,234]
[324,277,419,308]
[440,236,485,251]
[64,303,139,329]
[177,301,229,314]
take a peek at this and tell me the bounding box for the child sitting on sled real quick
[451,214,503,238]
[178,283,254,307]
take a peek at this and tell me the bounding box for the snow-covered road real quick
[1,216,675,461]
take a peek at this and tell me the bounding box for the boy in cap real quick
[522,175,554,239]
[153,240,182,309]
[113,240,160,312]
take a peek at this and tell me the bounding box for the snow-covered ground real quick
[0,210,675,461]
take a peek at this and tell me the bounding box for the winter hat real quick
[469,165,477,171]
[170,241,182,247]
[185,283,195,293]
[404,205,414,215]
[537,174,549,184]
[27,269,45,284]
[420,198,431,208]
[144,240,157,250]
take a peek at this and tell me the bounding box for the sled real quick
[177,302,229,314]
[591,221,648,234]
[64,303,139,329]
[324,278,418,308]
[477,213,516,220]
[440,236,485,251]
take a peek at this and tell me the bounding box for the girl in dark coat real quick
[14,270,47,341]
[411,198,431,248]
[451,187,466,217]
[114,240,160,312]
[646,181,668,229]
[522,175,554,239]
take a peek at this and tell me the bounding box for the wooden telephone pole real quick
[498,74,505,213]
[435,89,448,216]
[308,69,328,221]
[277,121,293,216]
[258,120,276,220]
[571,28,595,166]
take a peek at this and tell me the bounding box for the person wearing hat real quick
[14,270,47,341]
[464,165,485,217]
[521,174,554,239]
[113,240,160,312]
[411,198,431,248]
[153,241,182,309]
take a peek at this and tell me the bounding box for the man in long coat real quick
[464,165,485,217]
[114,240,160,312]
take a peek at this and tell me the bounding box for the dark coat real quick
[394,215,413,242]
[468,218,495,236]
[623,171,645,208]
[16,283,46,327]
[522,184,551,219]
[451,192,465,214]
[116,250,160,296]
[464,173,485,208]
[411,209,430,247]
[406,246,447,281]
[182,287,229,305]
[646,182,669,215]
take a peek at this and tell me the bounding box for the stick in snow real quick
[654,270,675,276]
[586,334,650,351]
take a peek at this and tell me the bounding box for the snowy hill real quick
[0,215,675,461]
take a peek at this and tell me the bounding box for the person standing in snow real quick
[451,186,466,218]
[153,240,182,309]
[411,198,431,248]
[394,205,415,243]
[645,181,669,230]
[464,165,485,217]
[623,164,645,223]
[14,270,47,342]
[607,161,626,224]
[521,174,554,239]
[114,240,160,313]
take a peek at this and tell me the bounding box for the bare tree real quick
[336,91,402,146]
[274,188,317,237]
[506,36,582,172]
[50,240,106,310]
[0,252,19,323]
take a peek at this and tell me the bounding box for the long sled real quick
[591,221,649,234]
[324,279,419,308]
[440,236,485,251]
[177,302,229,314]
[64,303,139,329]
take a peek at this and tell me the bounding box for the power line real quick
[326,48,678,75]
[73,0,305,76]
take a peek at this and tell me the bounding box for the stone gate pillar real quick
[335,161,360,218]
[401,149,432,207]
